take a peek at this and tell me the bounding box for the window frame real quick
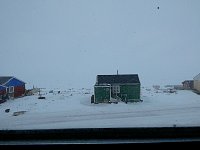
[9,86,14,93]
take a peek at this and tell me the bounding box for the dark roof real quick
[182,80,194,83]
[0,77,13,85]
[96,74,140,85]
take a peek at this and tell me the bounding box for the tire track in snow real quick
[11,106,200,128]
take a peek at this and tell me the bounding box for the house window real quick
[112,85,120,94]
[9,86,14,93]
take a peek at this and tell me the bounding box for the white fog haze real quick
[1,0,200,88]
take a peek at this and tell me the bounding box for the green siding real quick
[94,86,110,103]
[119,84,140,102]
[94,84,140,103]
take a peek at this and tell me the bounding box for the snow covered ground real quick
[0,87,200,130]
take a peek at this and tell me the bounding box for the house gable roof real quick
[0,77,13,85]
[182,80,194,84]
[96,74,140,85]
[0,76,26,85]
[194,73,200,80]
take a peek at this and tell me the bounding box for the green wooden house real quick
[94,74,141,104]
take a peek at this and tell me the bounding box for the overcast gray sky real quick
[0,0,200,88]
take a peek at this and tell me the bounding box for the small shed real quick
[182,80,194,90]
[94,74,141,103]
[0,76,26,98]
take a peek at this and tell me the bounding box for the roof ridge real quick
[96,74,140,84]
[194,73,200,80]
[0,76,26,85]
[0,76,13,85]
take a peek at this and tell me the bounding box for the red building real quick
[0,76,26,98]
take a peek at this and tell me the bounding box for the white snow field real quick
[0,87,200,130]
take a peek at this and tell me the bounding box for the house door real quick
[8,86,14,98]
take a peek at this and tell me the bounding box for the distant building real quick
[182,80,194,90]
[25,87,40,96]
[0,76,26,98]
[174,85,184,90]
[94,74,141,104]
[0,85,6,96]
[153,85,160,90]
[0,85,7,101]
[194,73,200,93]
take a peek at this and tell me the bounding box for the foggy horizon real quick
[1,0,200,89]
